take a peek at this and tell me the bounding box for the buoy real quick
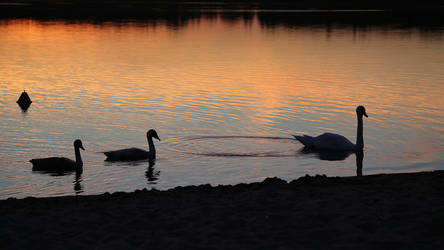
[17,90,32,111]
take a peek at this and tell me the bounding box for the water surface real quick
[1,12,443,198]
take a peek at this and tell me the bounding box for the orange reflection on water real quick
[0,17,443,133]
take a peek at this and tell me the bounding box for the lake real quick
[1,11,443,199]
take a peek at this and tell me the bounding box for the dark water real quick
[0,10,443,198]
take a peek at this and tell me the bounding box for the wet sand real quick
[1,170,443,249]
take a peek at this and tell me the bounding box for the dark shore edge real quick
[2,170,443,203]
[2,170,444,249]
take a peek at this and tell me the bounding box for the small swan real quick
[293,106,368,151]
[30,139,85,172]
[103,129,161,161]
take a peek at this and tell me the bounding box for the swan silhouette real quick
[30,139,85,172]
[103,129,161,161]
[293,106,368,151]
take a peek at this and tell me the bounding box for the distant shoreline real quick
[1,0,443,16]
[0,0,442,9]
[1,2,443,31]
[2,0,443,26]
[2,170,444,249]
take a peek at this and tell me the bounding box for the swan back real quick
[31,157,76,171]
[294,133,355,151]
[104,147,151,161]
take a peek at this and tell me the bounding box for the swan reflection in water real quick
[73,171,83,194]
[104,159,161,185]
[299,147,364,176]
[31,169,84,194]
[145,159,160,184]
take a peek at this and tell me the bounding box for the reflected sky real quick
[0,14,443,198]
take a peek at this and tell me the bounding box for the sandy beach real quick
[1,170,443,249]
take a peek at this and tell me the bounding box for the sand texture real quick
[1,171,444,249]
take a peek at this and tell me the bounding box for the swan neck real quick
[356,150,364,176]
[147,136,156,156]
[356,115,364,150]
[74,145,83,169]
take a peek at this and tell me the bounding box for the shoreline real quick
[2,1,443,31]
[1,1,443,19]
[2,170,443,249]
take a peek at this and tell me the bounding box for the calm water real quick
[1,12,444,199]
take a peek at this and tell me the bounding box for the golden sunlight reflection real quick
[1,19,443,130]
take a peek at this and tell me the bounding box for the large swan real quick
[30,139,85,172]
[293,106,368,151]
[103,129,161,161]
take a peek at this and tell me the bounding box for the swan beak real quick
[363,112,368,118]
[80,145,85,150]
[154,135,161,141]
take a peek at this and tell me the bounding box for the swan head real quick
[356,106,368,118]
[74,139,85,150]
[147,129,161,141]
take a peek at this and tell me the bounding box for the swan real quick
[293,106,368,151]
[30,139,85,172]
[103,129,161,161]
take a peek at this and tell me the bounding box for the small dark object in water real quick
[17,90,32,111]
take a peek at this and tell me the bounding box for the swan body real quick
[30,139,85,172]
[294,106,368,151]
[295,133,355,151]
[104,147,152,161]
[104,129,160,161]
